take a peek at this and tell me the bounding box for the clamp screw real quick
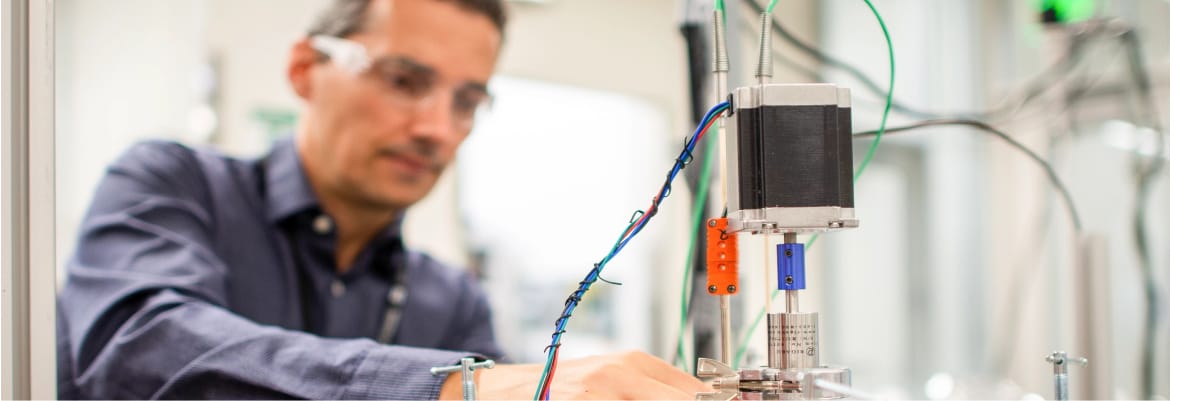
[726,285,736,293]
[708,219,717,227]
[708,285,718,293]
[432,358,495,401]
[1045,352,1088,368]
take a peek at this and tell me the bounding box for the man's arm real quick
[437,264,505,360]
[58,142,474,399]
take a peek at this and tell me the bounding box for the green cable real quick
[675,126,719,371]
[766,0,780,13]
[853,0,894,180]
[731,0,895,368]
[679,0,727,371]
[731,235,817,368]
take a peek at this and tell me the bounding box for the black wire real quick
[740,1,1162,391]
[1119,28,1165,399]
[744,0,1119,121]
[850,30,1166,397]
[987,33,1123,381]
[771,50,824,83]
[730,10,824,82]
[679,14,719,369]
[852,121,1082,379]
[853,119,1082,232]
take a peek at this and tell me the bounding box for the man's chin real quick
[364,188,432,211]
[345,173,440,210]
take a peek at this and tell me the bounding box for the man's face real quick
[293,0,500,211]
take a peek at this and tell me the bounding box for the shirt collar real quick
[263,137,408,244]
[264,137,319,223]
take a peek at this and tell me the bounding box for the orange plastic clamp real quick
[705,217,739,295]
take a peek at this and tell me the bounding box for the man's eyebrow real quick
[458,82,490,95]
[375,55,437,79]
[376,55,489,94]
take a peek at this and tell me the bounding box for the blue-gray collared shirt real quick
[57,138,503,399]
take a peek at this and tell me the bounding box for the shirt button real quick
[330,280,346,298]
[312,214,333,234]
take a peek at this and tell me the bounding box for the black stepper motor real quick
[731,84,854,212]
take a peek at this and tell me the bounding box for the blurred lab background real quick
[54,0,1169,399]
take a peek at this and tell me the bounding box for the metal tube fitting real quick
[767,312,819,370]
[755,12,774,83]
[712,10,729,73]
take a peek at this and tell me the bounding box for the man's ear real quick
[288,38,318,100]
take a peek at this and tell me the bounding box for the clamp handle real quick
[1045,351,1088,374]
[431,358,495,401]
[1045,351,1086,400]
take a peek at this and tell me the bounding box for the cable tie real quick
[628,210,645,223]
[660,184,673,199]
[597,275,623,286]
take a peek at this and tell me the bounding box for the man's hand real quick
[440,351,710,400]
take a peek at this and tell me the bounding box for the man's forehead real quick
[354,0,500,83]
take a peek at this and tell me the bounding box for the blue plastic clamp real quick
[777,243,806,290]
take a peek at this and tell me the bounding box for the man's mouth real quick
[383,154,426,173]
[377,150,438,177]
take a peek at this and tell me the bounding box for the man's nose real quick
[407,92,457,143]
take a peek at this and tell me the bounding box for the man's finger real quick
[592,361,696,400]
[621,351,712,394]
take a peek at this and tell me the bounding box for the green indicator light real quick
[1040,0,1096,23]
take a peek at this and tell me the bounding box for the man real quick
[56,0,709,399]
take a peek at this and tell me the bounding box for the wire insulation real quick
[673,127,719,371]
[535,101,730,399]
[851,119,1083,231]
[854,0,894,181]
[742,0,1126,121]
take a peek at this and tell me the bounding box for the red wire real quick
[618,113,722,241]
[541,347,560,400]
[541,112,724,400]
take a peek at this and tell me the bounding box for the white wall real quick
[55,0,207,281]
[203,0,327,156]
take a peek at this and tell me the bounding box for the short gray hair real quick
[307,0,507,38]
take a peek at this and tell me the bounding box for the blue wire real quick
[543,102,727,356]
[533,101,730,400]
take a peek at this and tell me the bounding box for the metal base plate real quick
[697,359,852,400]
[728,207,859,234]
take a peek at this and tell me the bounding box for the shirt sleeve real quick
[57,141,475,400]
[445,270,508,362]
